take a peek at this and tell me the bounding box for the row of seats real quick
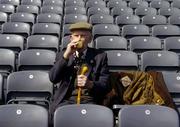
[2,11,180,26]
[1,0,180,9]
[2,34,180,54]
[1,48,180,73]
[2,21,180,39]
[0,104,179,127]
[1,70,180,105]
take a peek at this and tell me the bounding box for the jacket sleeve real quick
[49,51,69,84]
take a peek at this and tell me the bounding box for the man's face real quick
[70,30,92,51]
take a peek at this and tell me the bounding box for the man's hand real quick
[63,36,80,59]
[77,75,93,89]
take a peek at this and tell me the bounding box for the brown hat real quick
[69,22,92,31]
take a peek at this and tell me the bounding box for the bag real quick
[103,71,175,109]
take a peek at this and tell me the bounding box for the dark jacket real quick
[49,47,110,113]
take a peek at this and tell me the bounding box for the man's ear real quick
[69,35,73,41]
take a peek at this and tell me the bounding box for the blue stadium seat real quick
[142,15,167,27]
[16,5,39,15]
[115,14,140,27]
[0,0,19,6]
[37,13,62,25]
[6,71,53,107]
[54,104,114,127]
[63,14,88,24]
[65,0,85,7]
[18,49,56,71]
[32,23,60,37]
[141,51,179,71]
[89,14,114,25]
[135,7,157,17]
[110,6,133,17]
[163,72,180,107]
[95,36,127,50]
[121,25,150,38]
[118,105,179,127]
[64,6,86,15]
[41,6,63,16]
[106,50,138,71]
[129,1,148,9]
[130,36,162,53]
[27,35,59,52]
[21,0,42,7]
[164,37,180,53]
[0,4,15,15]
[152,25,180,39]
[0,34,24,53]
[0,104,48,127]
[2,22,30,38]
[42,0,63,7]
[150,0,170,9]
[10,12,35,26]
[87,6,110,17]
[92,24,120,39]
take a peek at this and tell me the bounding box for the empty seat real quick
[141,51,179,71]
[54,104,114,127]
[0,0,19,6]
[142,15,167,26]
[107,0,127,9]
[0,104,48,127]
[87,6,110,17]
[168,15,180,26]
[60,35,70,50]
[118,105,179,127]
[152,25,180,38]
[163,72,180,106]
[95,36,127,50]
[171,0,180,8]
[18,49,56,71]
[0,4,15,14]
[121,25,150,38]
[159,7,180,17]
[164,37,180,53]
[10,12,35,26]
[2,22,30,38]
[150,0,170,9]
[43,0,63,7]
[41,6,63,16]
[129,1,148,9]
[89,14,114,25]
[64,6,86,15]
[16,5,39,15]
[92,24,120,39]
[130,36,162,53]
[0,12,7,25]
[106,50,138,71]
[37,13,62,25]
[85,0,106,9]
[63,14,87,24]
[6,71,53,107]
[135,7,157,17]
[21,0,41,7]
[62,24,71,37]
[0,74,3,101]
[111,6,133,17]
[32,23,60,37]
[0,49,15,75]
[27,35,59,52]
[115,14,140,27]
[0,34,24,53]
[65,0,85,7]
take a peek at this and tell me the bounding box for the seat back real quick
[0,104,48,127]
[54,104,114,127]
[119,105,179,127]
